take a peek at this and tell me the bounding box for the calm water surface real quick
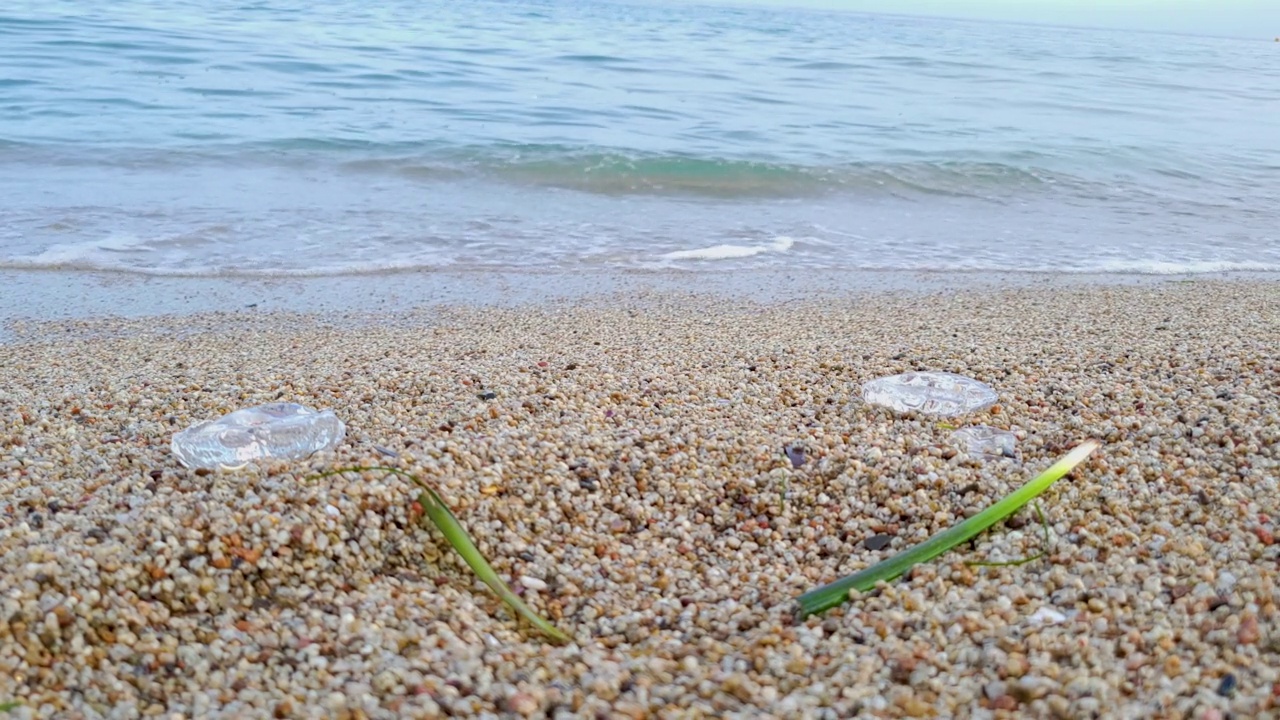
[1,0,1278,277]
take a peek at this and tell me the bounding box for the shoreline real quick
[4,267,1278,328]
[2,279,1277,717]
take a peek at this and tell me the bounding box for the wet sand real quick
[1,279,1277,718]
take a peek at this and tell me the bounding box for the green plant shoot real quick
[795,439,1099,619]
[965,500,1050,569]
[314,466,571,644]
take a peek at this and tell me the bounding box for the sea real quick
[1,0,1279,287]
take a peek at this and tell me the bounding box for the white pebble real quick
[519,575,548,591]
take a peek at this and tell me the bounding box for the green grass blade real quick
[1,701,20,712]
[965,500,1050,568]
[795,439,1099,619]
[414,487,571,644]
[312,466,571,644]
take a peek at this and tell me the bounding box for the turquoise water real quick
[1,0,1278,277]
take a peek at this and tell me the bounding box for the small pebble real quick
[1217,673,1238,698]
[784,444,807,468]
[519,576,548,591]
[864,534,893,551]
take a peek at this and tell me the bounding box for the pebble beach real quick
[1,278,1277,719]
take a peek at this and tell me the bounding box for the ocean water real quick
[1,0,1278,279]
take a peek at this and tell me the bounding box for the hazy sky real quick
[728,1,1280,39]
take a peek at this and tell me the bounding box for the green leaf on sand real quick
[313,466,572,644]
[965,500,1050,569]
[795,439,1100,619]
[0,702,20,712]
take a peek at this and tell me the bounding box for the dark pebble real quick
[864,534,893,551]
[784,444,807,469]
[1216,672,1237,697]
[889,657,915,684]
[477,391,497,400]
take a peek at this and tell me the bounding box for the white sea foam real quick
[0,259,455,278]
[660,236,795,261]
[13,234,156,265]
[3,231,1278,278]
[0,239,452,277]
[1094,259,1280,275]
